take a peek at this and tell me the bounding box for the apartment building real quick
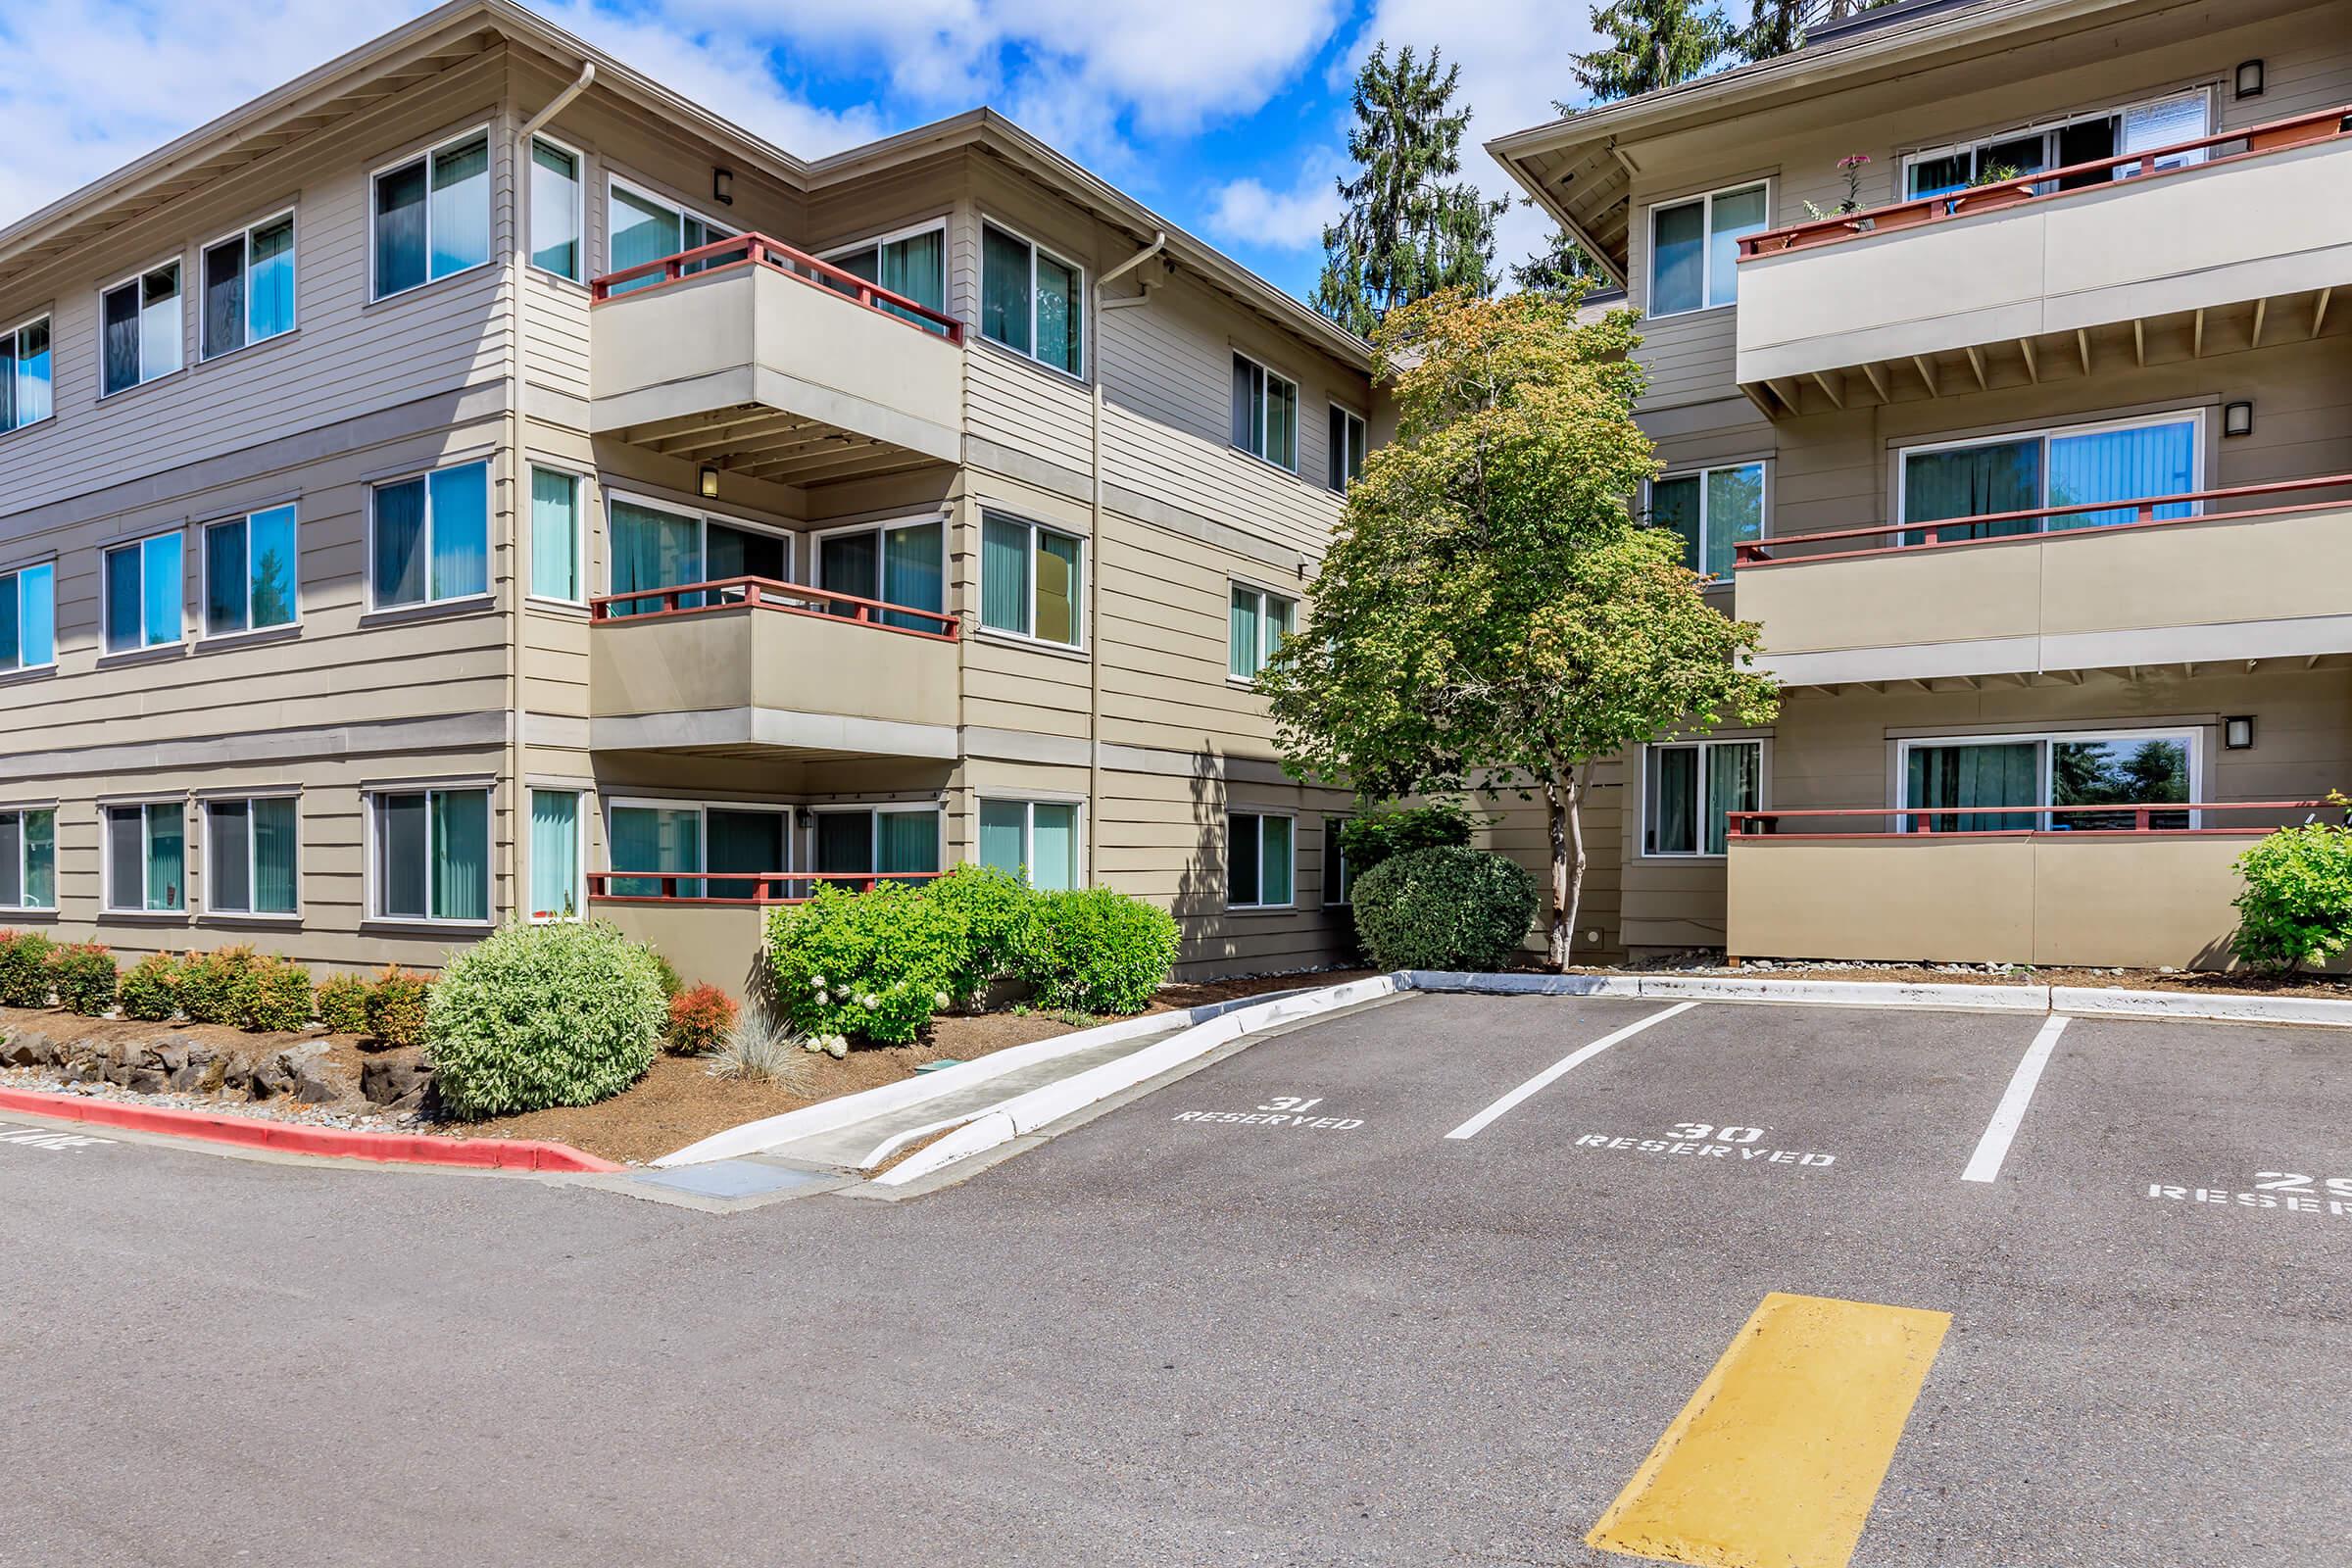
[1493,0,2352,968]
[0,0,1383,992]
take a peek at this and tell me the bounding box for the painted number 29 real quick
[1257,1096,1325,1113]
[2253,1172,2352,1197]
[1671,1122,1766,1145]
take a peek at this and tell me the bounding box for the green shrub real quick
[1008,887,1181,1015]
[2232,821,2352,972]
[242,956,316,1033]
[650,951,684,1001]
[367,964,432,1049]
[316,973,370,1035]
[426,921,666,1119]
[49,944,120,1016]
[765,882,964,1045]
[1337,804,1479,881]
[1350,845,1538,972]
[0,931,55,1008]
[177,945,260,1026]
[926,862,1035,1002]
[665,982,738,1055]
[117,954,182,1021]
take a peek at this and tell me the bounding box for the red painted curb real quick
[0,1088,623,1173]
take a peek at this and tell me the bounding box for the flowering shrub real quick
[49,944,121,1016]
[242,956,317,1034]
[765,882,965,1046]
[426,921,666,1118]
[316,973,371,1036]
[0,931,55,1008]
[118,954,183,1021]
[177,945,261,1026]
[366,964,433,1050]
[1007,887,1181,1015]
[665,982,739,1056]
[1803,151,1873,219]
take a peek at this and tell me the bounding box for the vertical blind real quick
[528,790,579,917]
[608,500,702,614]
[530,469,578,601]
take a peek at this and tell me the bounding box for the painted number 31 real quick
[1671,1122,1766,1144]
[2254,1172,2352,1197]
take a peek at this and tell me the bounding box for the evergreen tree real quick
[1314,44,1509,339]
[1511,219,1600,298]
[1567,0,1735,104]
[1736,0,1902,63]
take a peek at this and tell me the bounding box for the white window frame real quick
[977,511,1087,652]
[527,465,587,607]
[1901,86,2215,199]
[198,208,298,362]
[806,802,947,879]
[97,258,185,398]
[817,218,950,298]
[1231,350,1300,473]
[809,514,949,611]
[604,175,736,277]
[0,805,58,912]
[1893,409,2207,530]
[368,127,495,302]
[975,796,1085,890]
[979,217,1087,378]
[527,134,586,283]
[363,781,497,927]
[102,528,185,654]
[1646,461,1769,582]
[1322,815,1353,907]
[1226,808,1298,911]
[200,791,302,921]
[100,798,190,915]
[199,504,302,642]
[605,798,798,877]
[1645,179,1770,320]
[1893,727,2202,833]
[2,313,54,433]
[1228,578,1298,686]
[526,786,590,922]
[1642,738,1769,860]
[0,559,57,672]
[368,459,494,612]
[600,487,796,598]
[1327,404,1367,493]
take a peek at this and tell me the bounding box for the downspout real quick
[1088,230,1165,886]
[506,60,594,920]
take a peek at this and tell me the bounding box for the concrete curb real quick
[1629,976,2052,1012]
[2049,985,2352,1027]
[0,1088,622,1172]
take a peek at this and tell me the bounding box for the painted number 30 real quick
[1670,1122,1766,1145]
[2253,1172,2352,1197]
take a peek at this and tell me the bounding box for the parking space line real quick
[1961,1014,2070,1185]
[1444,1003,1699,1141]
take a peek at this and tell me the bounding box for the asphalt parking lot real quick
[2,992,2346,1566]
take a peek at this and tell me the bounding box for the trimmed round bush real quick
[766,882,964,1046]
[1337,804,1478,880]
[926,862,1034,1002]
[118,954,183,1021]
[49,944,121,1016]
[242,956,316,1033]
[0,931,56,1008]
[426,921,666,1119]
[316,973,370,1036]
[1009,887,1181,1015]
[367,964,432,1049]
[1349,845,1538,972]
[177,946,260,1026]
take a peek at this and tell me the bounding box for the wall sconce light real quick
[2234,60,2265,99]
[699,464,720,499]
[2223,401,2254,438]
[2225,715,2256,750]
[712,167,735,206]
[796,806,816,830]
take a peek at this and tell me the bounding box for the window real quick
[0,316,52,432]
[0,808,57,911]
[1904,89,2211,201]
[101,263,182,396]
[605,494,790,615]
[1900,413,2200,542]
[529,138,582,280]
[105,801,187,913]
[201,212,295,359]
[205,796,299,917]
[811,806,942,884]
[1328,406,1367,492]
[1649,463,1765,580]
[1644,739,1764,857]
[980,220,1083,374]
[370,787,491,923]
[815,517,945,629]
[978,799,1080,891]
[1231,353,1298,470]
[0,563,55,672]
[824,221,949,331]
[529,789,584,919]
[373,130,491,299]
[103,531,183,653]
[1229,582,1298,681]
[1900,730,2194,833]
[608,801,790,900]
[530,468,582,603]
[1228,811,1295,909]
[1323,816,1353,906]
[607,180,734,296]
[980,512,1083,647]
[372,461,490,610]
[1648,182,1768,317]
[203,506,298,637]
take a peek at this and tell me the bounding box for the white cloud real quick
[1204,153,1345,251]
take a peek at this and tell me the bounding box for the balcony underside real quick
[589,707,958,762]
[600,400,954,488]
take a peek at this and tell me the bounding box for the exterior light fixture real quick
[2223,401,2254,438]
[2224,716,2255,750]
[712,167,735,206]
[2235,60,2264,99]
[699,464,720,498]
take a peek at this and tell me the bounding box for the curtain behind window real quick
[878,811,939,877]
[430,790,489,922]
[1905,742,2039,833]
[1702,743,1761,856]
[1649,748,1697,854]
[428,137,490,278]
[981,515,1030,633]
[981,224,1032,354]
[145,804,185,911]
[374,162,428,296]
[251,797,298,914]
[608,500,702,615]
[882,522,944,630]
[15,319,48,426]
[1903,439,2039,543]
[2045,421,2195,530]
[528,790,579,917]
[204,236,246,358]
[0,572,16,670]
[427,464,489,601]
[1258,816,1294,906]
[529,469,577,601]
[611,806,701,898]
[102,284,140,395]
[979,800,1026,879]
[1035,253,1080,372]
[814,812,873,878]
[1230,587,1262,679]
[373,478,426,607]
[1649,475,1703,575]
[248,217,295,338]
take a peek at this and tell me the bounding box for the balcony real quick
[1732,475,2352,687]
[584,871,947,994]
[1725,802,2333,969]
[590,236,964,486]
[588,577,960,760]
[1733,105,2352,416]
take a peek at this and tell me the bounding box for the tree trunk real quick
[1545,765,1587,971]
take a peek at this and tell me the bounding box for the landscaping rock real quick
[246,1052,297,1101]
[166,1046,221,1093]
[290,1050,343,1105]
[360,1054,433,1106]
[1,1029,59,1067]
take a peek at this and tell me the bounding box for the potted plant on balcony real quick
[1952,163,2038,215]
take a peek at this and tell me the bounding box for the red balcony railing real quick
[589,232,963,343]
[588,575,958,642]
[586,869,948,906]
[1732,473,2352,569]
[1730,801,2342,840]
[1738,102,2352,261]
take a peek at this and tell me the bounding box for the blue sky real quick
[0,0,1623,303]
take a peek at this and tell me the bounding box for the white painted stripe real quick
[1961,1015,2070,1185]
[1444,1002,1700,1142]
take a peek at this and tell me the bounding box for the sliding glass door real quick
[1901,416,2198,542]
[817,520,945,629]
[1903,731,2193,832]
